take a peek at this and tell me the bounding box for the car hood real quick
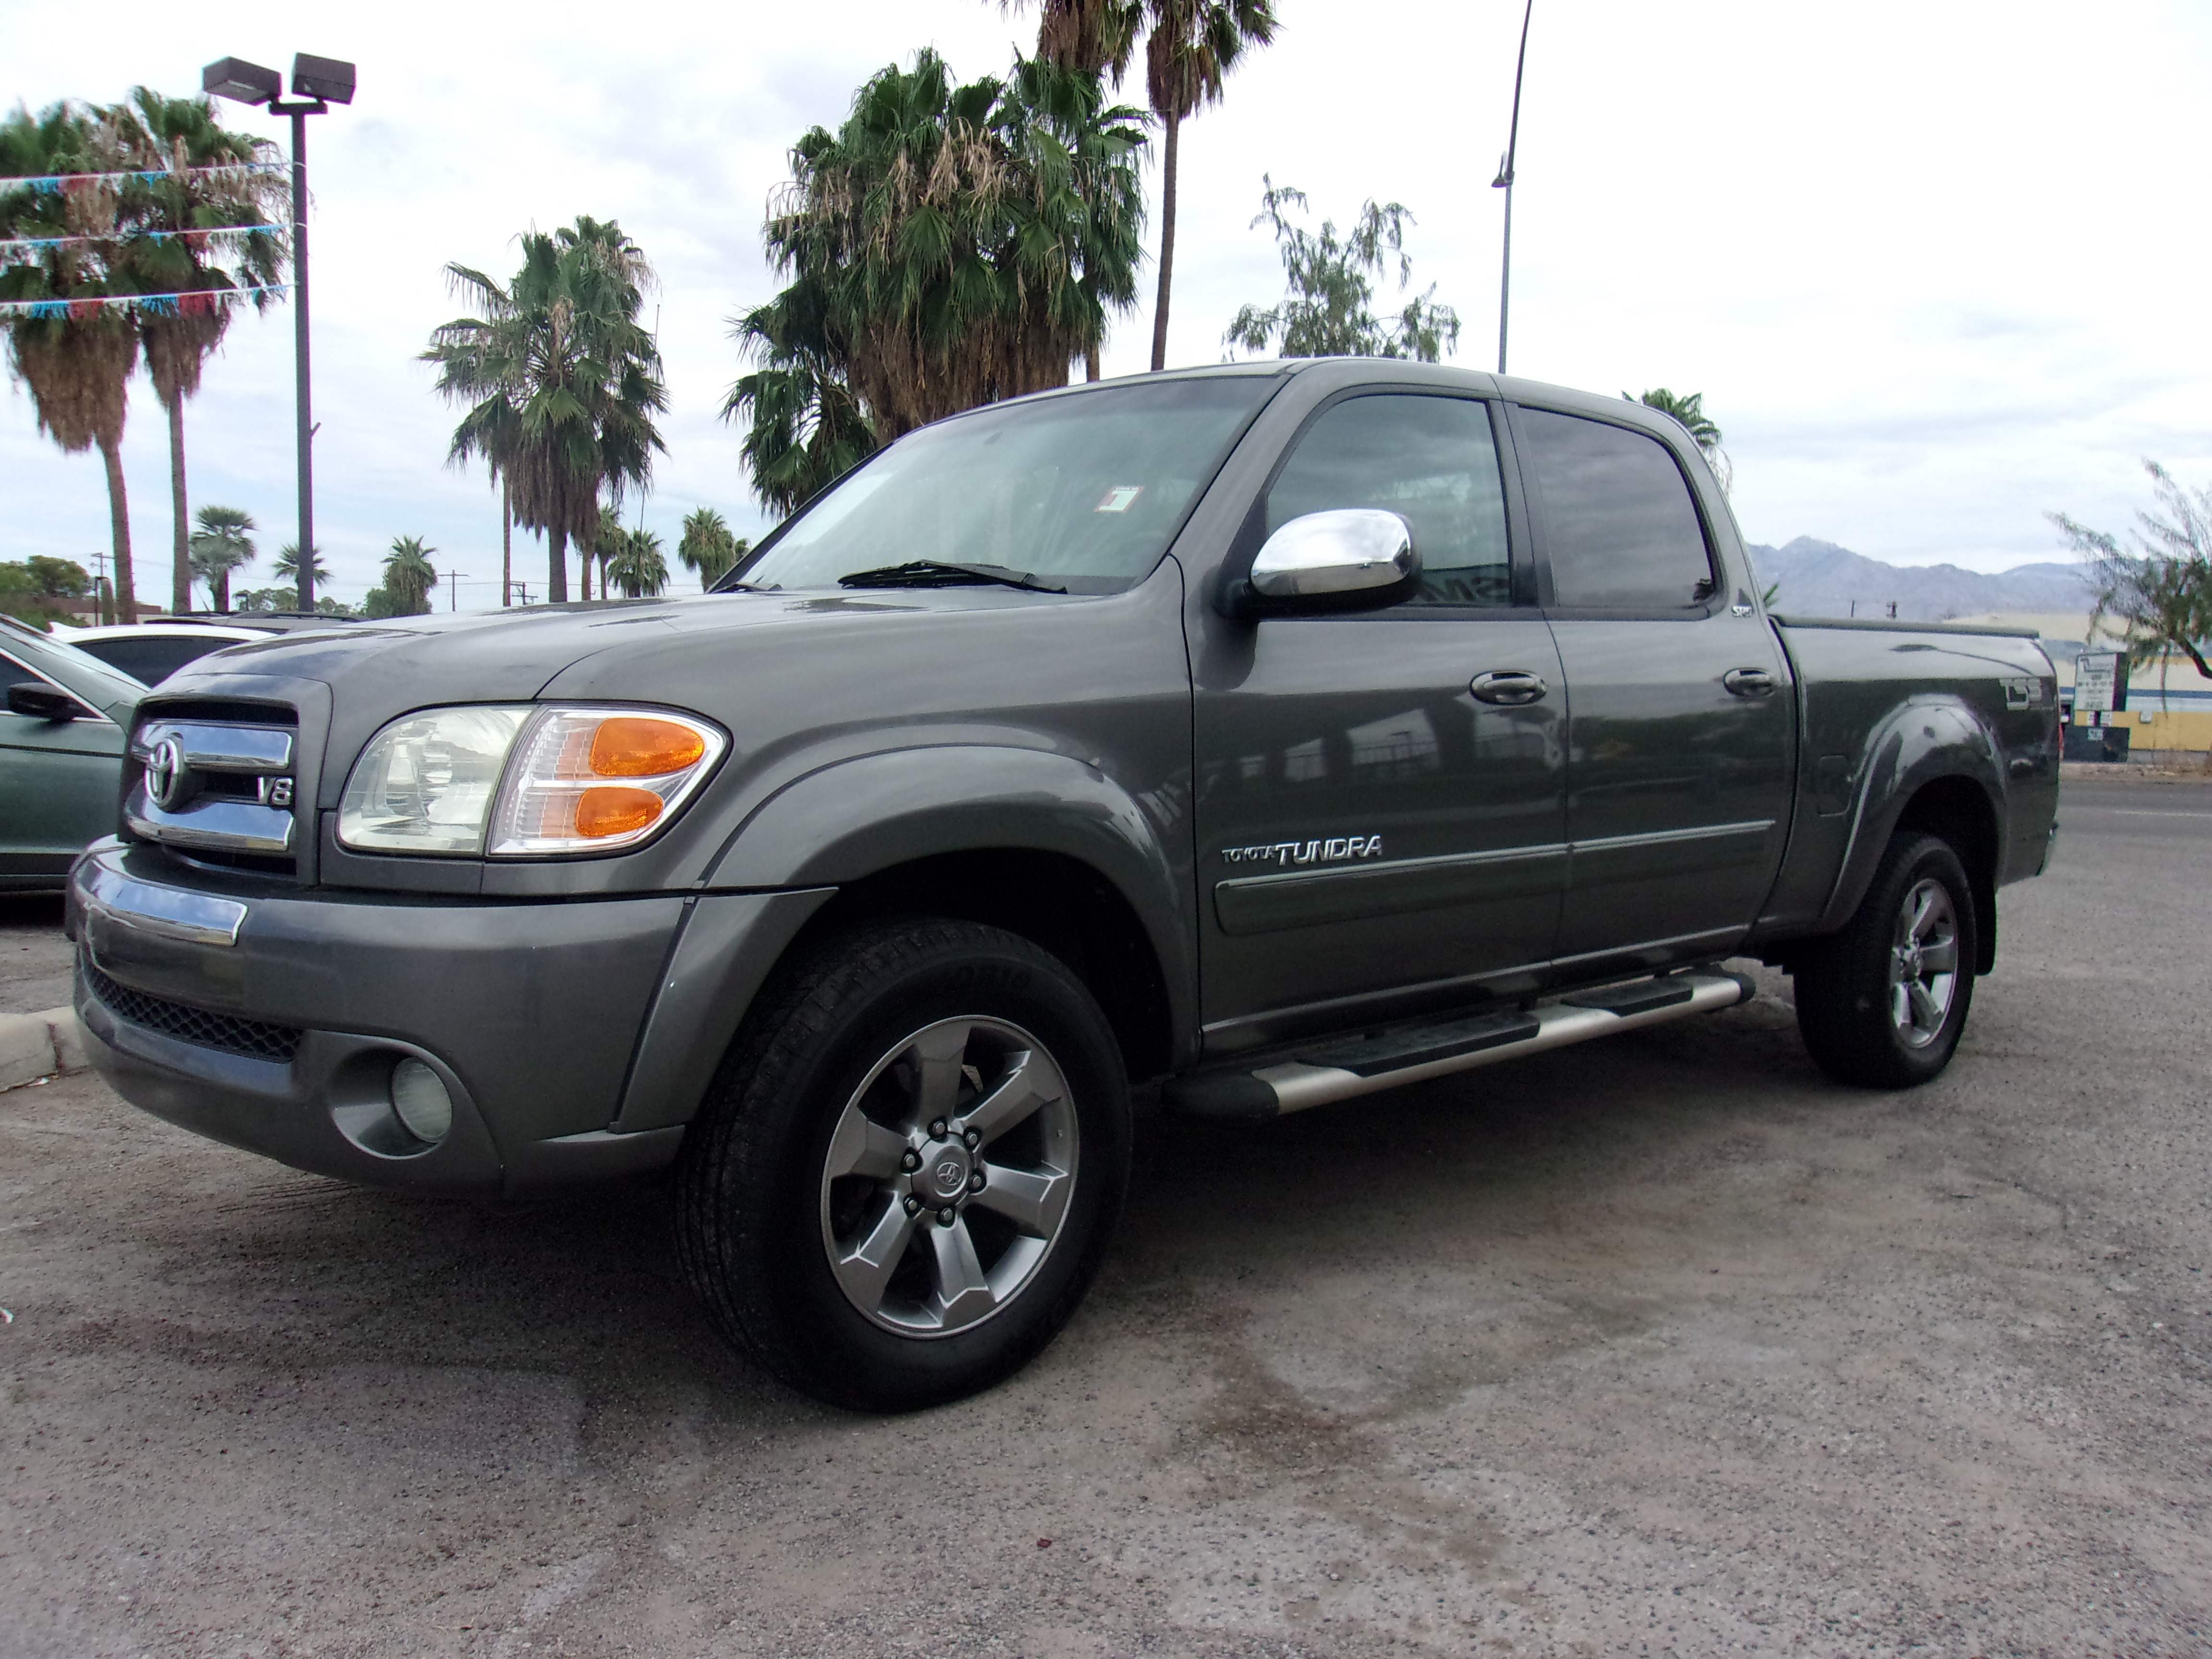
[151,586,1103,797]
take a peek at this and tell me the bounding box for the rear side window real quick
[73,635,228,685]
[1266,395,1512,606]
[1517,409,1715,609]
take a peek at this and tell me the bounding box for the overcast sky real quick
[7,0,2210,611]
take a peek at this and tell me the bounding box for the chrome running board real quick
[1161,969,1755,1123]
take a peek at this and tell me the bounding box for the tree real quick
[1226,178,1460,361]
[589,503,625,603]
[274,542,330,597]
[1,101,146,622]
[187,504,256,611]
[725,50,1147,514]
[382,536,439,615]
[1142,0,1278,371]
[606,527,670,598]
[423,217,668,603]
[1000,0,1277,373]
[0,556,92,625]
[2049,461,2212,688]
[998,0,1143,378]
[678,507,746,590]
[117,89,287,619]
[1626,389,1731,493]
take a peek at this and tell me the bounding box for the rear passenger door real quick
[1510,405,1793,969]
[1192,391,1567,1053]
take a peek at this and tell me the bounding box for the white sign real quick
[2075,652,2123,715]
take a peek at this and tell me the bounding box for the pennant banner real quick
[0,283,288,318]
[0,223,287,256]
[3,161,287,194]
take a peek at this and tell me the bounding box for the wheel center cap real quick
[915,1142,971,1204]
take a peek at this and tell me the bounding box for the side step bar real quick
[1161,969,1755,1123]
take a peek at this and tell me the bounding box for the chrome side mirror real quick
[1242,509,1419,613]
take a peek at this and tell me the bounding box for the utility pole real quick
[1491,0,1536,376]
[442,570,467,613]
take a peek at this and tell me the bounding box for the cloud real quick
[8,0,2212,601]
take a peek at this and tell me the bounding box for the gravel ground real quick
[3,781,2209,1658]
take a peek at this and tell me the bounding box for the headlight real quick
[337,705,725,858]
[337,706,530,854]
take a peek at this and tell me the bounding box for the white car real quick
[62,621,281,685]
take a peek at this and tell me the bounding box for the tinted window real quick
[1267,395,1512,606]
[75,635,228,685]
[1518,409,1714,609]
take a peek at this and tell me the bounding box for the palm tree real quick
[187,505,256,611]
[1001,0,1143,379]
[1,101,147,622]
[589,503,626,603]
[118,89,287,618]
[678,507,746,590]
[423,217,668,603]
[1627,388,1730,492]
[1142,0,1277,371]
[726,51,1146,513]
[382,536,438,615]
[606,527,669,598]
[273,542,331,599]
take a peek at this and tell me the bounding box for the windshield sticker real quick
[1221,835,1383,869]
[1094,485,1143,514]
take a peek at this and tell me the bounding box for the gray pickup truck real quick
[65,360,2060,1410]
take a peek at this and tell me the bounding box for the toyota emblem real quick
[146,736,186,811]
[936,1159,965,1191]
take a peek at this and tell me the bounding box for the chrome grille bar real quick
[131,721,293,774]
[126,794,295,854]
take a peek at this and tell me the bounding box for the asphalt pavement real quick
[4,777,2210,1657]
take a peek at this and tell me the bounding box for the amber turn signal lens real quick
[589,717,708,778]
[573,786,665,840]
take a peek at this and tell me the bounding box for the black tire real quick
[1793,831,1979,1089]
[674,918,1130,1412]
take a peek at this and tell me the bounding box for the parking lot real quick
[4,775,2210,1658]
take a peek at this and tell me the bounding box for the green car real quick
[1,615,144,892]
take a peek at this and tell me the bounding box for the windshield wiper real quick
[837,559,1067,594]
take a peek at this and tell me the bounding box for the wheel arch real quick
[703,745,1196,1080]
[1816,698,2006,973]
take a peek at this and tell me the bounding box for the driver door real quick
[1190,392,1567,1055]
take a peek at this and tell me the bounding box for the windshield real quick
[728,375,1279,594]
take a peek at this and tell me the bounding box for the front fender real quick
[1817,696,2005,933]
[703,742,1197,1047]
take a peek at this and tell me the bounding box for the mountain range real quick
[1745,538,2092,622]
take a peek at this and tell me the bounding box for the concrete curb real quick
[0,1006,87,1091]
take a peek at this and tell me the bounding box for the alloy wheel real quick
[1887,877,1960,1049]
[817,1016,1078,1336]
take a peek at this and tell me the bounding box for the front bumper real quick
[69,841,828,1196]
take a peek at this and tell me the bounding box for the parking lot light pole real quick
[202,53,356,613]
[1491,0,1533,376]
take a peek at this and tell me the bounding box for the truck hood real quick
[152,585,1128,805]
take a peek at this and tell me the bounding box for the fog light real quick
[390,1058,453,1145]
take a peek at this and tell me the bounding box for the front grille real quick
[127,697,303,879]
[85,962,303,1063]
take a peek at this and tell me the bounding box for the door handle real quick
[1723,667,1778,697]
[1470,670,1548,706]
